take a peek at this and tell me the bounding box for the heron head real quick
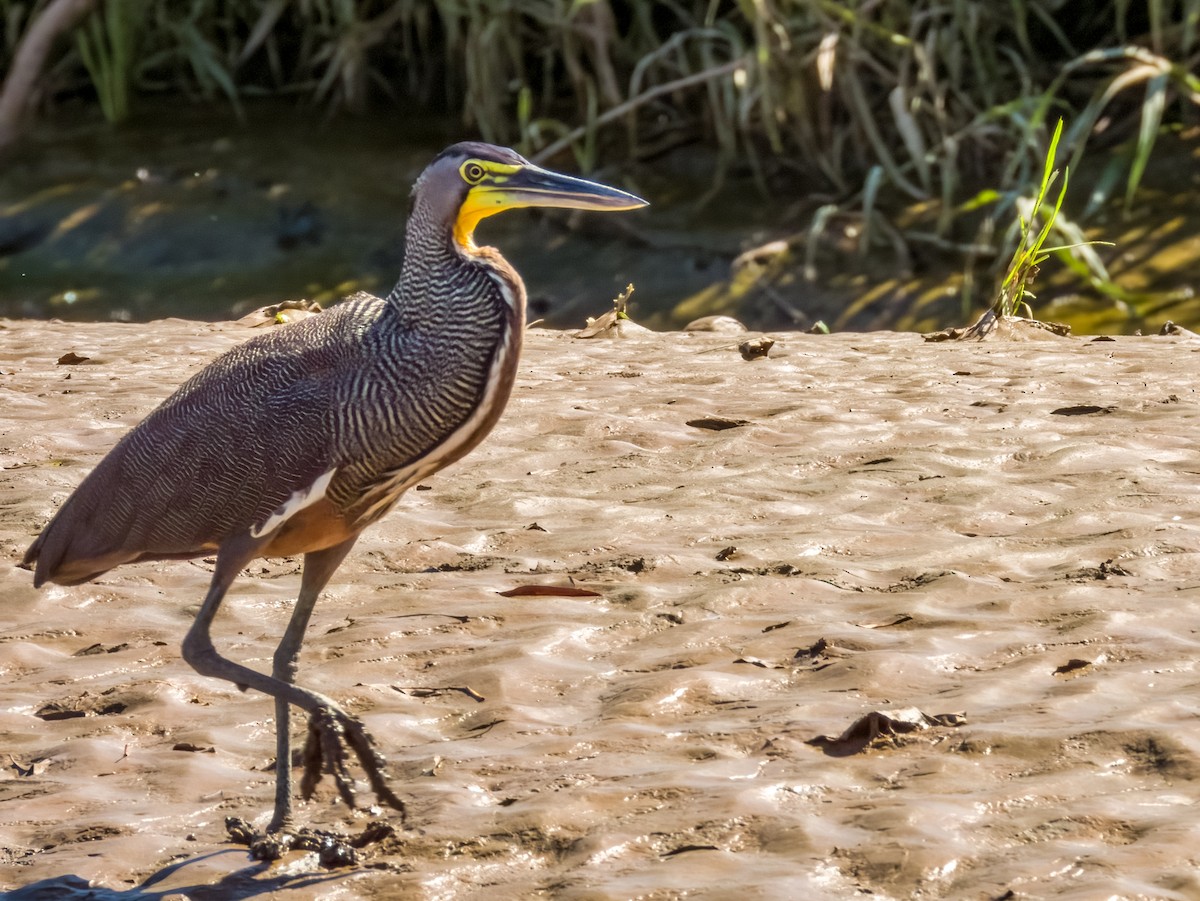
[414,142,648,251]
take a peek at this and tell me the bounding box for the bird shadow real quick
[1,850,352,901]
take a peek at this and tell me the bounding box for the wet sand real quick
[2,318,1200,899]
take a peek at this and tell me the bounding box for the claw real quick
[299,705,408,820]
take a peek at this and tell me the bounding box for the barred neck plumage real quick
[385,186,527,335]
[337,185,527,526]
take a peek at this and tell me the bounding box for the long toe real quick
[300,705,407,820]
[300,706,355,807]
[340,713,408,817]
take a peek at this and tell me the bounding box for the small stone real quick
[739,338,774,360]
[684,315,747,334]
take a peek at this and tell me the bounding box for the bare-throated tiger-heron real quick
[24,142,647,835]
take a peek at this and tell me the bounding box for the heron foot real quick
[226,815,394,867]
[300,705,408,818]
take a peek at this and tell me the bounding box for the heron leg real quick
[180,531,406,833]
[269,535,360,832]
[180,533,339,713]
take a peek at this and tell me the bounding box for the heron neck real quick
[385,196,525,334]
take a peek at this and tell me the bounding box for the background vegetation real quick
[2,0,1198,329]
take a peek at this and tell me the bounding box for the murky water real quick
[6,102,1200,337]
[0,101,736,330]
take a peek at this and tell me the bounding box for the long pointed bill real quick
[455,164,648,247]
[491,164,648,213]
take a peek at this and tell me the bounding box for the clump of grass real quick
[994,119,1072,323]
[955,118,1118,339]
[74,0,138,123]
[3,0,1199,327]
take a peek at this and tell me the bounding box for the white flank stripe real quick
[251,467,338,538]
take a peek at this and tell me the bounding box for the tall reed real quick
[3,0,1197,320]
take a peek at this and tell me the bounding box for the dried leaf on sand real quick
[807,708,967,756]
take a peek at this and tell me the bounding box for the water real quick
[4,100,1198,337]
[0,100,723,328]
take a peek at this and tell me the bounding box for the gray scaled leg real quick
[270,534,360,832]
[180,532,328,710]
[180,531,405,825]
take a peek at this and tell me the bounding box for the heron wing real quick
[25,296,385,586]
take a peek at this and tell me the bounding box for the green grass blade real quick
[859,165,883,257]
[1126,71,1167,210]
[889,85,930,194]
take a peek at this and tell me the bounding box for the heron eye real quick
[463,162,486,184]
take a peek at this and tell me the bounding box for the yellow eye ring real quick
[462,162,486,184]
